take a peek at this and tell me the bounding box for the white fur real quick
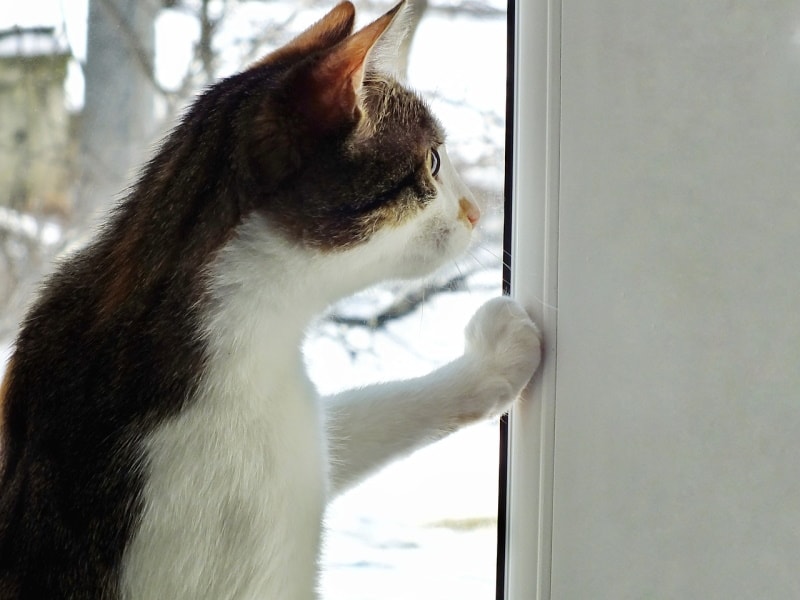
[366,0,415,79]
[327,296,541,495]
[120,146,541,599]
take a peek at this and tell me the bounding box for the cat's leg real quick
[324,297,541,497]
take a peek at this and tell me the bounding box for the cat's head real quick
[127,1,479,309]
[219,1,479,282]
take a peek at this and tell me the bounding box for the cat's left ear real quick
[295,1,407,132]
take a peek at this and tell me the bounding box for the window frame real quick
[497,1,562,598]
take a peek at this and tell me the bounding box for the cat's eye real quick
[429,147,441,178]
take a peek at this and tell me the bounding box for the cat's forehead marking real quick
[359,74,444,146]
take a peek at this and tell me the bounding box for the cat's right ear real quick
[255,2,356,68]
[293,1,407,133]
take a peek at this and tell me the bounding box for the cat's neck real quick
[203,215,384,358]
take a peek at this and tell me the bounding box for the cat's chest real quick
[191,354,325,486]
[123,349,327,599]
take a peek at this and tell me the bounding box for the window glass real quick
[0,2,507,597]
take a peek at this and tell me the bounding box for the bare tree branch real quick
[326,270,475,330]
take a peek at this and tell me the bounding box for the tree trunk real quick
[77,0,157,222]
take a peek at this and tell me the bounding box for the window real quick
[1,2,511,598]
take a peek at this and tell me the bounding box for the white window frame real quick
[500,1,561,598]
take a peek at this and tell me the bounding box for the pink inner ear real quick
[299,3,405,131]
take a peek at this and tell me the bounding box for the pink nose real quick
[459,197,481,227]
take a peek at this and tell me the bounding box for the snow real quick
[0,206,63,247]
[0,26,69,58]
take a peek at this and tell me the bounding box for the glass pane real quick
[0,2,507,597]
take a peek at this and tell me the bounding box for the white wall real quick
[507,1,800,598]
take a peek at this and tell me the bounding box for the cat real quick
[0,2,540,598]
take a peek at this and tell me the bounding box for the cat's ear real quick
[295,1,407,132]
[256,2,356,68]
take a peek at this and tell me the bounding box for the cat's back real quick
[0,291,116,598]
[0,248,200,599]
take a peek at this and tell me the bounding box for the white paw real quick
[462,297,542,417]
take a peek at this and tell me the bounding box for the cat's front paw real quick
[462,297,542,417]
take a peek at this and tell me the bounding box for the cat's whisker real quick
[465,249,492,271]
[468,245,509,273]
[463,248,559,313]
[473,244,504,263]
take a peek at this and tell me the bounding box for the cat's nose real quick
[458,197,481,228]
